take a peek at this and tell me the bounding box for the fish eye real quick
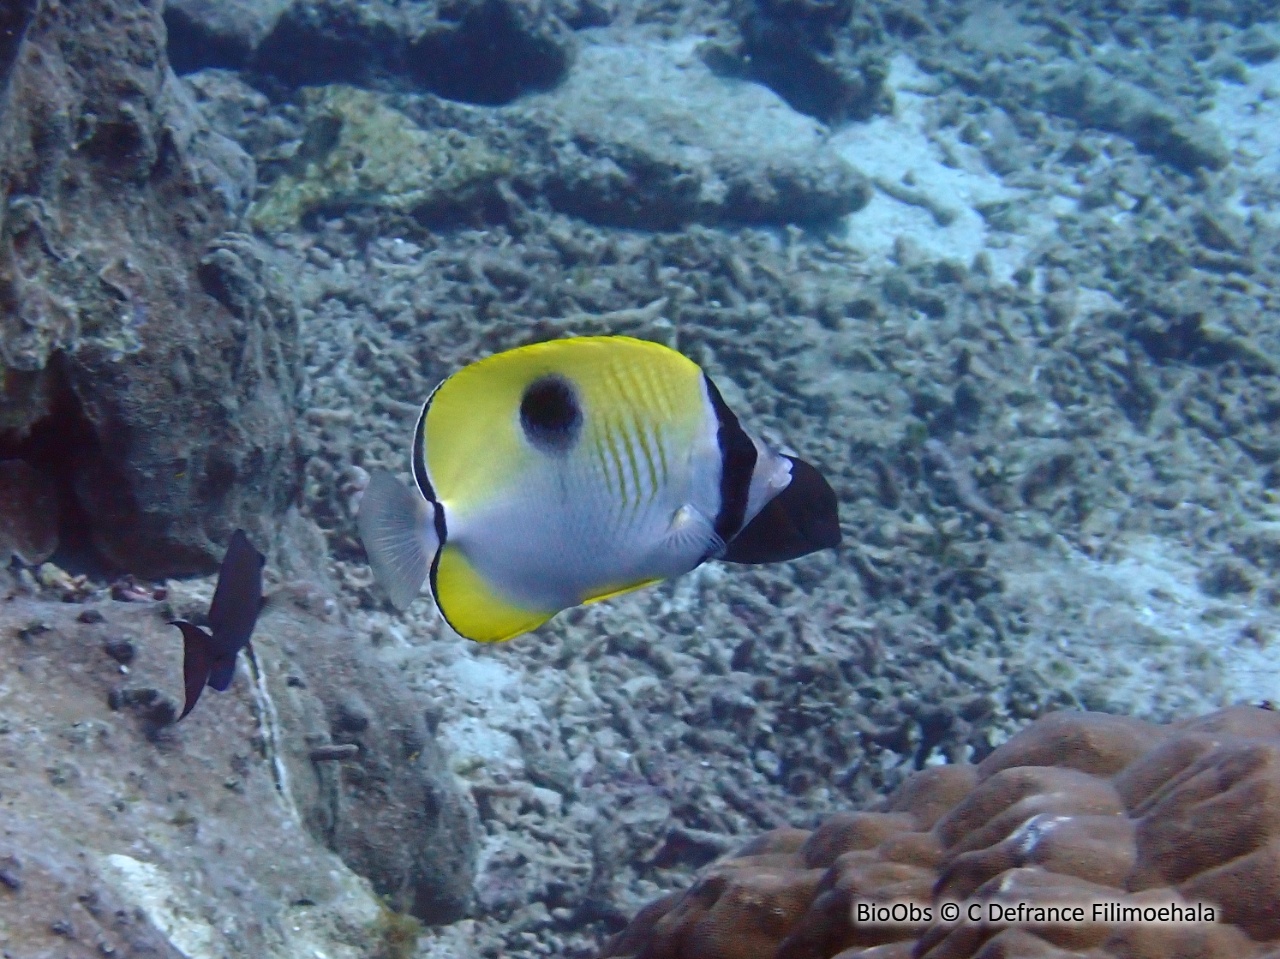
[520,375,582,453]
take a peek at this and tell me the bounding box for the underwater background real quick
[1,0,1279,957]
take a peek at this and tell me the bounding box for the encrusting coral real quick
[599,706,1280,959]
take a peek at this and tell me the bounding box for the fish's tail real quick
[170,620,214,721]
[357,469,439,611]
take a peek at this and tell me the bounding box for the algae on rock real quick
[249,86,509,231]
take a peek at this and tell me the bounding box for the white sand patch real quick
[1004,534,1280,715]
[832,54,1070,281]
[436,651,547,777]
[100,856,219,959]
[1206,56,1280,221]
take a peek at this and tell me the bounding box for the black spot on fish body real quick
[520,375,582,454]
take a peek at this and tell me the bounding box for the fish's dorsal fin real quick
[357,470,439,610]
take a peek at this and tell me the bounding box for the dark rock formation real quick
[706,0,891,124]
[165,0,292,73]
[0,0,37,86]
[0,0,300,576]
[171,0,579,105]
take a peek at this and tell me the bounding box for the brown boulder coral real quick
[600,706,1280,959]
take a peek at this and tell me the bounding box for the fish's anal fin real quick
[207,657,238,692]
[357,469,439,611]
[433,544,553,643]
[171,620,214,721]
[581,577,664,606]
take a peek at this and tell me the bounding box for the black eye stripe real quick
[520,375,582,454]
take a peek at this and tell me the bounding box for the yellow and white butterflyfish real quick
[357,335,840,642]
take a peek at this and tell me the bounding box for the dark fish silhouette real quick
[169,529,266,721]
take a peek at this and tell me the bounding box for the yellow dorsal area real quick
[420,336,706,517]
[433,544,553,642]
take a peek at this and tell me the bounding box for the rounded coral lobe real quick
[600,705,1280,959]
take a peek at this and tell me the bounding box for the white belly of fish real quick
[445,437,722,612]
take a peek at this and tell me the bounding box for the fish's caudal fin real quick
[357,469,439,611]
[721,455,841,564]
[171,620,215,721]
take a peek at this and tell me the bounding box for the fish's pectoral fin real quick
[658,504,724,562]
[357,469,439,611]
[578,505,713,606]
[721,455,841,564]
[171,620,214,721]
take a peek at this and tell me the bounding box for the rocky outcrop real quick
[0,540,480,954]
[517,37,870,228]
[165,0,293,73]
[241,578,481,921]
[247,85,511,231]
[704,0,892,124]
[0,0,299,576]
[168,0,583,104]
[0,589,382,959]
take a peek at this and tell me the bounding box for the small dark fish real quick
[169,529,266,721]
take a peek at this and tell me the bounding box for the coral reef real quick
[600,705,1280,958]
[6,0,1280,956]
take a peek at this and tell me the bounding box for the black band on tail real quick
[721,455,841,564]
[703,374,757,544]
